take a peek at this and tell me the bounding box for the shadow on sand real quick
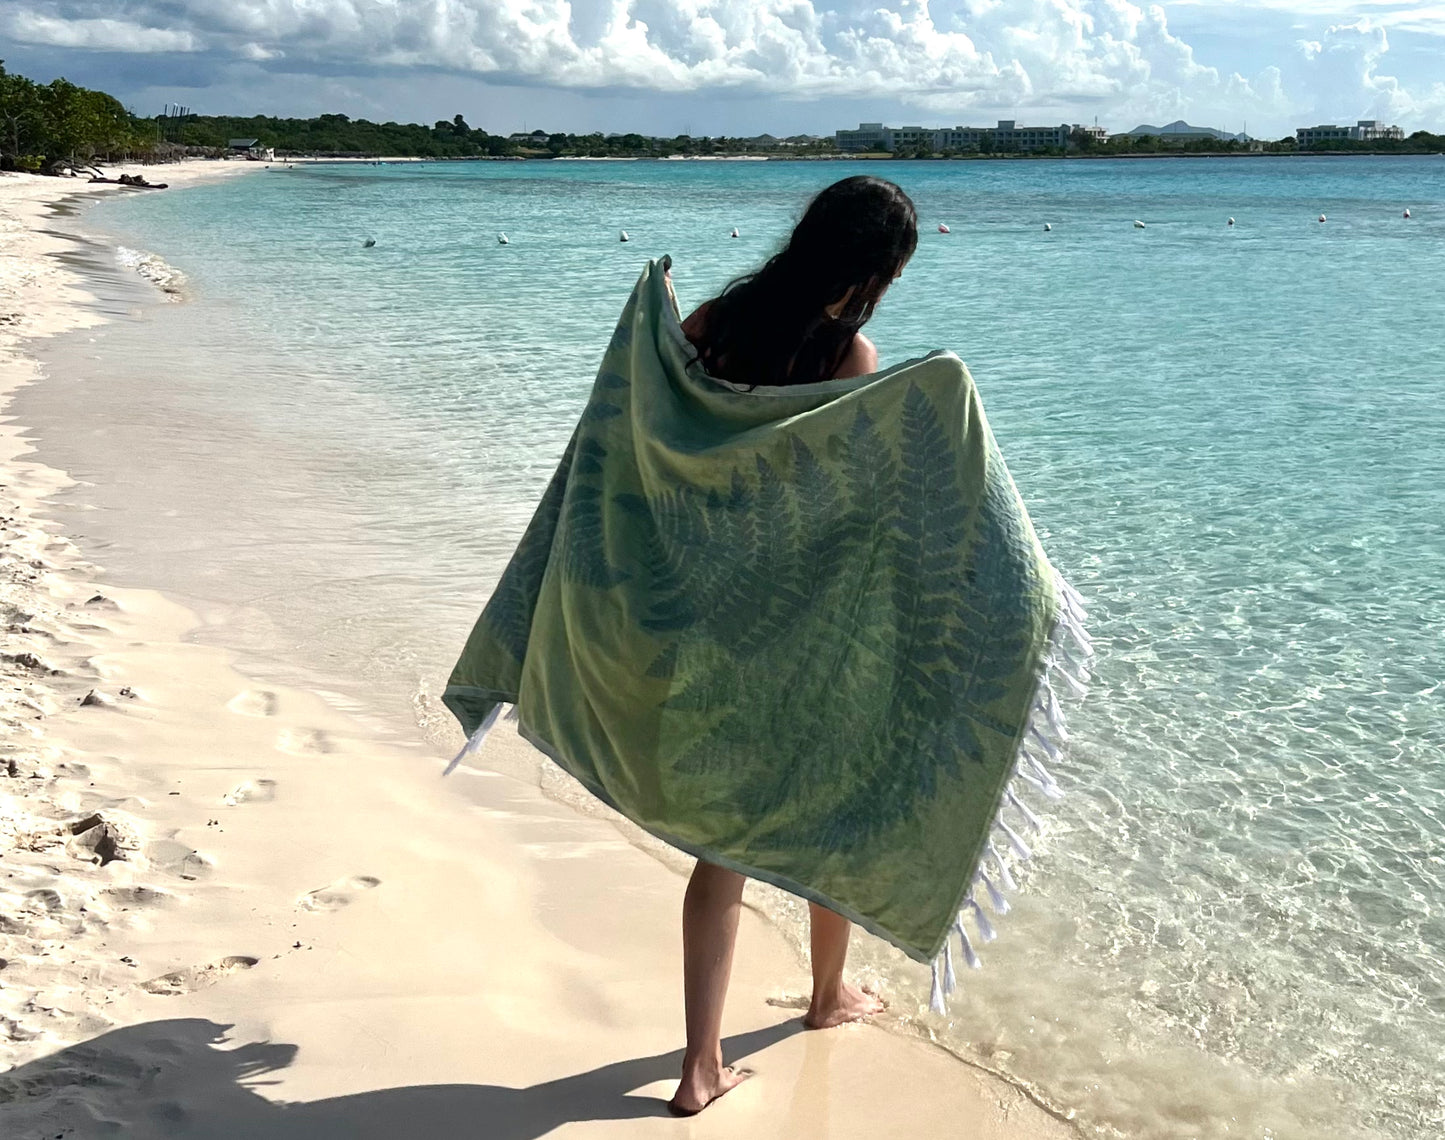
[0,1017,804,1138]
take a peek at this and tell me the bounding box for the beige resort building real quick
[836,121,1106,153]
[1296,120,1405,146]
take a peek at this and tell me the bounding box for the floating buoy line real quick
[463,209,1418,251]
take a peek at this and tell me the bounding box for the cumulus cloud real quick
[1,0,1440,130]
[3,13,200,53]
[1294,18,1445,123]
[0,0,1248,106]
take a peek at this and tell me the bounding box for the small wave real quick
[115,245,187,301]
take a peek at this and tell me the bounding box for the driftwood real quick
[87,174,168,190]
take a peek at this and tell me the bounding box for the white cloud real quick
[1381,6,1445,35]
[238,42,284,62]
[3,0,1443,131]
[3,13,200,52]
[1289,18,1445,124]
[0,0,1253,104]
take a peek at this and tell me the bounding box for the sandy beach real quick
[0,163,1074,1139]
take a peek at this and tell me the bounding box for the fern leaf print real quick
[445,260,1063,963]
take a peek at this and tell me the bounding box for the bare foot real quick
[804,982,886,1029]
[669,1061,751,1116]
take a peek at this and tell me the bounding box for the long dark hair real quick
[691,176,917,386]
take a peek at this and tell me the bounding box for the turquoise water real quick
[24,157,1445,1138]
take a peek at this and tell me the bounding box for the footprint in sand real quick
[102,885,175,908]
[298,875,380,912]
[227,689,278,717]
[276,727,334,755]
[223,778,278,806]
[145,840,213,882]
[141,955,258,996]
[23,888,65,913]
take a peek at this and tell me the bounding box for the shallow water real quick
[21,157,1445,1139]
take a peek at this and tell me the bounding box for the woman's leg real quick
[671,860,750,1114]
[804,902,886,1029]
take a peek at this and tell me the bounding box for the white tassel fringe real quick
[926,572,1092,1016]
[443,702,510,776]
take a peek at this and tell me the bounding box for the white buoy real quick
[1133,220,1146,229]
[1227,217,1235,226]
[730,227,739,238]
[1043,223,1052,232]
[938,223,950,234]
[1318,214,1327,223]
[498,232,509,245]
[620,230,630,242]
[1403,208,1411,219]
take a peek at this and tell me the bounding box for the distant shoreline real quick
[780,150,1445,162]
[273,149,1445,165]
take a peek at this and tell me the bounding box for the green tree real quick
[39,79,99,162]
[0,64,155,168]
[0,62,44,167]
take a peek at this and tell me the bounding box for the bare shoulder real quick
[681,299,712,343]
[835,332,879,380]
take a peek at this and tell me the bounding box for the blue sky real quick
[2,2,1443,138]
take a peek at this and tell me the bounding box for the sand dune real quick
[0,165,1072,1138]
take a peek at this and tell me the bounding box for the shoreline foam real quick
[0,167,1074,1137]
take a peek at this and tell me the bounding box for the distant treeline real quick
[171,113,838,158]
[171,113,512,157]
[1081,131,1445,156]
[0,66,834,167]
[894,130,1445,159]
[1293,133,1445,153]
[0,61,158,171]
[1073,133,1266,156]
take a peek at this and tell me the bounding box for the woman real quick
[670,175,919,1116]
[446,172,1079,1121]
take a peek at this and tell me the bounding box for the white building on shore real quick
[1296,120,1405,146]
[227,138,275,161]
[834,123,891,151]
[835,121,1101,154]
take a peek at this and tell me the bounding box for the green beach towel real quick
[443,257,1091,1010]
